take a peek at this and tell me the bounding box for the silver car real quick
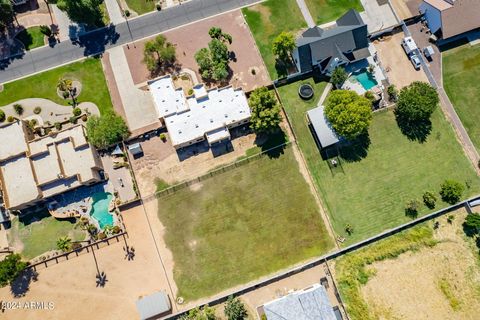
[410,55,421,70]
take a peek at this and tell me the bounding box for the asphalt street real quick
[0,0,260,83]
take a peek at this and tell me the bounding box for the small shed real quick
[128,143,143,157]
[136,291,171,320]
[307,106,339,148]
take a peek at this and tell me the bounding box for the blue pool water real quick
[354,71,378,90]
[90,192,114,229]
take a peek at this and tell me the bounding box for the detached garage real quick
[307,106,339,149]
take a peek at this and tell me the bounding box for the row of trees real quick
[180,296,247,320]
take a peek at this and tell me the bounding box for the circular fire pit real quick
[298,83,314,100]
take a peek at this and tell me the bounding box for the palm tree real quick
[56,236,72,252]
[57,78,77,107]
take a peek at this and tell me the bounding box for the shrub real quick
[33,106,42,114]
[440,180,464,205]
[69,116,77,124]
[423,191,437,209]
[187,88,194,96]
[81,114,88,122]
[387,84,398,101]
[73,107,82,116]
[447,215,454,224]
[330,67,348,87]
[0,109,5,122]
[463,213,480,237]
[112,225,121,234]
[71,242,82,251]
[156,3,161,10]
[7,116,14,122]
[405,199,420,218]
[345,224,354,235]
[124,9,130,17]
[54,122,62,130]
[224,296,247,320]
[364,91,375,102]
[159,133,167,141]
[97,232,106,240]
[13,104,23,115]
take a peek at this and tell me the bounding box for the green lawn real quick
[15,26,45,50]
[305,0,363,25]
[0,58,113,115]
[7,211,85,260]
[443,44,480,153]
[243,0,306,79]
[125,0,155,15]
[156,145,333,301]
[278,79,480,244]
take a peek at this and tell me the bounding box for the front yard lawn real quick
[0,58,113,115]
[243,0,306,79]
[157,145,333,301]
[278,79,480,245]
[443,44,480,153]
[15,26,45,50]
[305,0,363,25]
[125,0,155,15]
[7,211,85,260]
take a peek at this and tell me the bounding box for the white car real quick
[401,36,418,56]
[410,55,421,70]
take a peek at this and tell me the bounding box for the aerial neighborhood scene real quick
[1,0,480,319]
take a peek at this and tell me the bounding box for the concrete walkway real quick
[104,0,125,25]
[51,4,86,41]
[107,46,160,131]
[295,0,315,28]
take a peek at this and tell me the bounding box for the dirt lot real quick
[0,206,176,319]
[130,128,259,197]
[361,210,480,320]
[374,32,429,88]
[123,10,271,92]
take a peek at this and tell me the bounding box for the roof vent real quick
[224,114,228,118]
[210,119,213,123]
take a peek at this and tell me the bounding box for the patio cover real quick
[112,145,123,156]
[136,291,171,320]
[307,106,339,148]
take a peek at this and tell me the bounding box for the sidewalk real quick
[295,0,315,28]
[104,0,125,25]
[107,46,160,131]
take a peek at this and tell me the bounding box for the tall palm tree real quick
[57,78,77,107]
[56,236,72,252]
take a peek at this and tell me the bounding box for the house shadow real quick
[176,141,211,162]
[18,209,76,226]
[10,268,38,298]
[395,112,432,143]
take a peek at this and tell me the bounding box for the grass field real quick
[15,26,45,50]
[125,0,155,15]
[0,58,113,115]
[278,79,480,244]
[335,211,480,319]
[7,211,85,260]
[243,0,306,79]
[443,44,480,153]
[304,0,363,25]
[156,145,333,300]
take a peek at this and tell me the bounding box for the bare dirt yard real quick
[123,10,271,92]
[360,210,480,320]
[0,206,175,320]
[374,32,429,89]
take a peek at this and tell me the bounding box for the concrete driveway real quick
[360,0,399,34]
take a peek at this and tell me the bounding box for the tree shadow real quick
[10,268,38,298]
[14,29,33,50]
[274,59,289,78]
[149,61,183,79]
[253,128,287,159]
[462,221,478,238]
[72,24,119,56]
[338,133,371,162]
[395,112,432,143]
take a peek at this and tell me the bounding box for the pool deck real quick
[342,56,387,95]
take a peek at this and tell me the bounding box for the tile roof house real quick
[420,0,480,40]
[293,9,370,75]
[0,121,103,211]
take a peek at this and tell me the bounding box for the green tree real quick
[57,78,77,107]
[194,48,213,79]
[143,35,176,73]
[56,0,104,26]
[56,236,72,252]
[330,67,348,87]
[272,31,295,62]
[0,0,14,30]
[422,191,437,209]
[195,30,232,82]
[439,180,464,205]
[208,26,232,44]
[86,113,130,148]
[395,81,439,122]
[324,90,372,140]
[209,39,229,63]
[405,199,420,218]
[463,213,480,237]
[248,87,282,133]
[0,254,28,287]
[0,109,5,122]
[224,296,247,320]
[13,103,23,116]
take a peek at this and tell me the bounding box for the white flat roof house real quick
[149,76,251,149]
[0,121,103,211]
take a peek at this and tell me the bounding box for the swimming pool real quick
[90,192,114,229]
[354,70,378,90]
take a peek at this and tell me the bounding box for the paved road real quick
[0,0,261,84]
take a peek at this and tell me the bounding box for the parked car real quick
[401,36,418,56]
[423,46,435,60]
[410,55,421,70]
